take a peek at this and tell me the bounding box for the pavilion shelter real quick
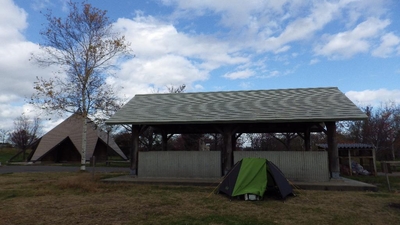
[106,87,367,178]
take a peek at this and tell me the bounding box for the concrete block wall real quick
[138,151,221,178]
[234,151,330,182]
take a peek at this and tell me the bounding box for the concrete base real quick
[331,172,341,179]
[103,176,378,192]
[104,176,220,186]
[130,169,137,176]
[293,177,377,192]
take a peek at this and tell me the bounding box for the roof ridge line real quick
[134,87,340,96]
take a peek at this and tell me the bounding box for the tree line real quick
[341,102,400,160]
[3,101,399,162]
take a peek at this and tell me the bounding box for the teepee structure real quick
[29,114,127,163]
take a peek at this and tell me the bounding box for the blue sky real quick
[1,0,400,132]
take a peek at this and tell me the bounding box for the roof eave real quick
[105,117,367,125]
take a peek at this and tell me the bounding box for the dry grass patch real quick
[56,173,101,193]
[1,172,400,225]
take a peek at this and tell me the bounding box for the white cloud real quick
[0,104,20,131]
[269,70,280,77]
[115,17,248,67]
[161,0,392,59]
[31,0,51,11]
[0,0,27,42]
[112,15,250,96]
[193,84,204,90]
[38,116,65,134]
[239,82,253,89]
[223,69,254,80]
[309,59,319,65]
[262,1,340,52]
[255,70,281,79]
[0,1,32,131]
[346,89,400,107]
[372,32,400,58]
[117,55,208,86]
[162,0,289,28]
[0,42,54,97]
[0,0,59,132]
[314,18,390,58]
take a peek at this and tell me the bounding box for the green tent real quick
[218,158,294,200]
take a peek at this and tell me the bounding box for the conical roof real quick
[30,114,127,161]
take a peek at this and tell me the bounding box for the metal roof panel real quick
[107,87,367,125]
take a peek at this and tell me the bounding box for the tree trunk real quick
[392,141,395,160]
[81,116,87,171]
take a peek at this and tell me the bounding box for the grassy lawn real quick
[0,147,30,164]
[345,175,400,192]
[0,172,400,225]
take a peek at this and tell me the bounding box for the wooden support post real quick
[131,125,140,176]
[348,149,352,176]
[373,148,377,176]
[383,162,391,191]
[232,134,237,154]
[91,156,96,180]
[382,161,400,190]
[304,126,310,151]
[223,130,233,175]
[106,129,110,162]
[220,125,239,175]
[161,131,168,151]
[326,122,340,179]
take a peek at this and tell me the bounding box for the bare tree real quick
[0,129,9,149]
[9,115,41,161]
[242,133,264,151]
[30,1,131,170]
[167,84,186,93]
[345,103,400,160]
[241,133,283,151]
[270,133,298,151]
[139,127,162,151]
[207,133,224,151]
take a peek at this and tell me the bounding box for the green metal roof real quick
[106,87,367,125]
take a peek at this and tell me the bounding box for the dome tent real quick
[218,157,294,200]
